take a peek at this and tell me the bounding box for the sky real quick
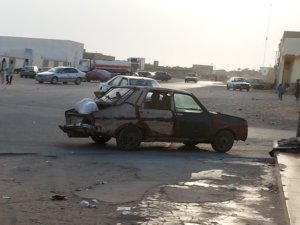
[1,0,300,71]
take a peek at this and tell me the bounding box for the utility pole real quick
[297,112,300,137]
[262,2,272,67]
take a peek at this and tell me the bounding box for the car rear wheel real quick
[51,77,58,84]
[91,135,111,144]
[116,125,142,150]
[75,77,81,85]
[211,130,234,153]
[38,81,44,84]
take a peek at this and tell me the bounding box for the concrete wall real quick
[0,36,84,68]
[290,57,300,83]
[281,38,300,56]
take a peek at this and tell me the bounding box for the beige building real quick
[276,31,300,87]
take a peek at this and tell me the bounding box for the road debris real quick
[226,184,237,191]
[117,206,132,211]
[269,137,300,156]
[80,200,97,208]
[2,196,11,199]
[51,194,67,201]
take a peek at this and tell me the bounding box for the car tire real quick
[226,85,229,90]
[75,77,81,85]
[63,82,68,84]
[51,77,58,84]
[116,125,142,150]
[211,130,234,153]
[91,135,111,144]
[38,81,44,84]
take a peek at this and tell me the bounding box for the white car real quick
[98,75,160,93]
[35,67,86,85]
[226,77,251,91]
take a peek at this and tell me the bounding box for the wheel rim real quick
[51,77,58,84]
[75,78,81,85]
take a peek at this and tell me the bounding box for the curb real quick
[274,153,291,225]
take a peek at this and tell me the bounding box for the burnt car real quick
[59,86,248,153]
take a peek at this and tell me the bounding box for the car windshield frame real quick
[48,67,65,73]
[100,87,134,103]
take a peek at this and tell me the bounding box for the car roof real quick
[111,85,192,95]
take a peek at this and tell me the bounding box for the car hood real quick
[210,111,247,125]
[37,71,55,76]
[209,112,248,140]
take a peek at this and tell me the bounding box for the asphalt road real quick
[0,76,294,224]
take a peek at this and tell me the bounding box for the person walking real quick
[295,79,300,101]
[0,58,7,84]
[277,83,286,101]
[6,60,15,85]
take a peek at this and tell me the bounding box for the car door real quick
[67,68,79,82]
[173,92,212,139]
[60,68,70,82]
[139,90,174,137]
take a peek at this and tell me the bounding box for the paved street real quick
[0,76,298,224]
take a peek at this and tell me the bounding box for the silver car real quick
[98,75,160,94]
[35,67,86,85]
[226,77,251,91]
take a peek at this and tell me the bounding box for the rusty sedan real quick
[59,86,248,152]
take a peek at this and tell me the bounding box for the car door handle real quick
[176,113,184,116]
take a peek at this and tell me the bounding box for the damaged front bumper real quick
[59,123,96,138]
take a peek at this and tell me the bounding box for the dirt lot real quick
[0,78,299,225]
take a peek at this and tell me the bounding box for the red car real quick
[85,69,112,82]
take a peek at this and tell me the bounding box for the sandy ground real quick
[0,78,299,224]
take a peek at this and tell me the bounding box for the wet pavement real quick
[276,153,300,225]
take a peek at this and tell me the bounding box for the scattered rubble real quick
[80,200,97,208]
[269,137,300,156]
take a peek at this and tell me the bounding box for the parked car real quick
[152,71,172,81]
[39,67,52,72]
[226,77,251,91]
[246,78,266,89]
[134,71,153,77]
[185,73,198,83]
[60,86,248,153]
[85,69,112,82]
[35,67,86,85]
[98,75,160,94]
[20,66,39,78]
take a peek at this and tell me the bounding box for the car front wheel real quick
[75,77,81,85]
[116,125,142,150]
[51,77,58,84]
[211,130,234,153]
